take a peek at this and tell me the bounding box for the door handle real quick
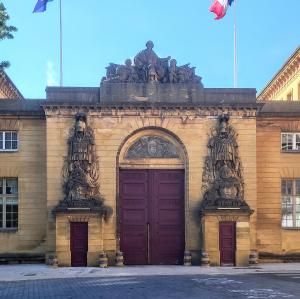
[147,223,150,264]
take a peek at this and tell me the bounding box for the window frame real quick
[0,131,19,152]
[0,178,19,230]
[281,179,300,229]
[287,90,293,101]
[281,132,300,152]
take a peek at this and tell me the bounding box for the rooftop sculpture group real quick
[102,41,203,85]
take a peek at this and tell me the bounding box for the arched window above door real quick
[125,136,179,159]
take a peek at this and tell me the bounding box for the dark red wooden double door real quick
[119,169,185,265]
[219,222,236,266]
[70,222,88,267]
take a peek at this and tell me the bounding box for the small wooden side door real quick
[219,222,236,266]
[70,222,88,267]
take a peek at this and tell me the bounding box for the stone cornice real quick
[43,105,258,121]
[258,46,300,100]
[0,71,23,100]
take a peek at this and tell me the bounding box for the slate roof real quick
[0,99,45,116]
[258,101,300,117]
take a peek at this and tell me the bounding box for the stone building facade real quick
[0,70,23,100]
[0,43,300,266]
[258,46,300,101]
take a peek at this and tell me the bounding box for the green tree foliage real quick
[0,2,17,71]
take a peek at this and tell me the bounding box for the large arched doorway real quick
[117,128,187,265]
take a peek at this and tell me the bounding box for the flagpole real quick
[59,0,63,86]
[233,0,237,88]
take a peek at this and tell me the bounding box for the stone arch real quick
[117,126,188,169]
[116,126,189,258]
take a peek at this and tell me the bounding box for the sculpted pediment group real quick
[102,41,203,85]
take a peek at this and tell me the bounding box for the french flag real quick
[210,0,234,20]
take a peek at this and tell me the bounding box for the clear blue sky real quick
[1,0,300,99]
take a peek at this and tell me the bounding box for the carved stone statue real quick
[101,41,203,85]
[54,112,112,218]
[134,41,170,82]
[208,115,239,177]
[169,59,178,83]
[115,59,139,83]
[201,114,250,211]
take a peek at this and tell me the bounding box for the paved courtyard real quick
[0,264,299,298]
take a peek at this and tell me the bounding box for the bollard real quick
[249,251,258,266]
[99,251,108,268]
[52,255,59,268]
[201,252,210,267]
[115,251,124,267]
[183,250,192,266]
[47,255,54,266]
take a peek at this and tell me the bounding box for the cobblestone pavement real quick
[0,273,300,299]
[0,264,300,282]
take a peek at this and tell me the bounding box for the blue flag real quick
[33,0,53,13]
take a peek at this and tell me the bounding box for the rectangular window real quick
[282,179,300,228]
[287,91,293,101]
[281,133,300,151]
[0,178,18,229]
[0,132,18,151]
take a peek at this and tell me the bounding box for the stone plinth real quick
[56,213,104,267]
[100,82,256,105]
[201,210,253,266]
[100,82,203,104]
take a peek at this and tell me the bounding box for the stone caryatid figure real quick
[201,114,250,210]
[54,112,112,218]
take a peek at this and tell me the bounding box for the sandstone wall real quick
[45,107,257,260]
[0,118,46,254]
[257,117,300,256]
